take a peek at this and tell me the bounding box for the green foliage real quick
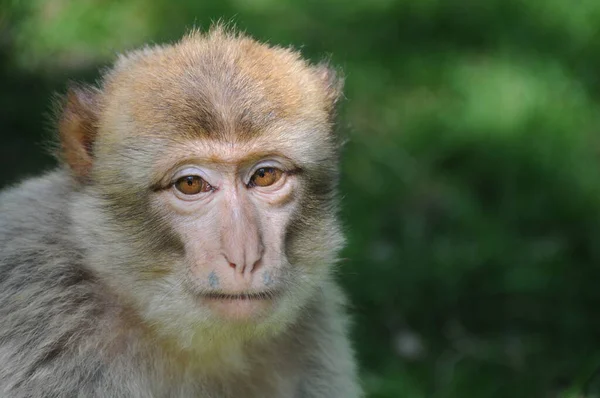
[3,0,600,396]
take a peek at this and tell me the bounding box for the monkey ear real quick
[58,85,99,181]
[314,62,345,116]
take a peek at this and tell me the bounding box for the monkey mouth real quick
[198,289,282,320]
[200,290,281,301]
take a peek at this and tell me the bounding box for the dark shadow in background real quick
[3,1,600,397]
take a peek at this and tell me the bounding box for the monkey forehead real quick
[99,29,332,141]
[149,131,335,175]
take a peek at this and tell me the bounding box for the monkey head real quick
[60,28,345,349]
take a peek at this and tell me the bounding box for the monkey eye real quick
[249,167,283,188]
[174,176,212,195]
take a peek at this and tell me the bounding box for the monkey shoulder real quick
[0,169,74,241]
[0,169,79,284]
[0,170,120,396]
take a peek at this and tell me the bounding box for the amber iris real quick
[174,176,211,195]
[251,167,282,187]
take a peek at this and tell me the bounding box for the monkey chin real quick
[199,294,278,322]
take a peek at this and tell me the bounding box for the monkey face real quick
[150,138,308,322]
[67,30,344,346]
[84,132,343,345]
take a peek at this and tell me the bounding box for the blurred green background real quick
[3,0,600,396]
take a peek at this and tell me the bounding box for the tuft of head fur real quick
[59,25,344,181]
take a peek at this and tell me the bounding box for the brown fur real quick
[94,27,339,145]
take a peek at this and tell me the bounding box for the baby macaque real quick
[0,26,361,397]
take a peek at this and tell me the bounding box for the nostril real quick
[250,258,262,273]
[223,254,237,270]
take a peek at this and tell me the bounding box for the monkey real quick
[0,26,362,398]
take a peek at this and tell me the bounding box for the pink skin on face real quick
[153,139,300,321]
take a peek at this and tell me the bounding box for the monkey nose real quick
[224,252,262,275]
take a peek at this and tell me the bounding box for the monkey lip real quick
[200,290,281,301]
[198,290,282,320]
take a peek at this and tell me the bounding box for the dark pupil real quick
[257,168,268,178]
[186,177,196,186]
